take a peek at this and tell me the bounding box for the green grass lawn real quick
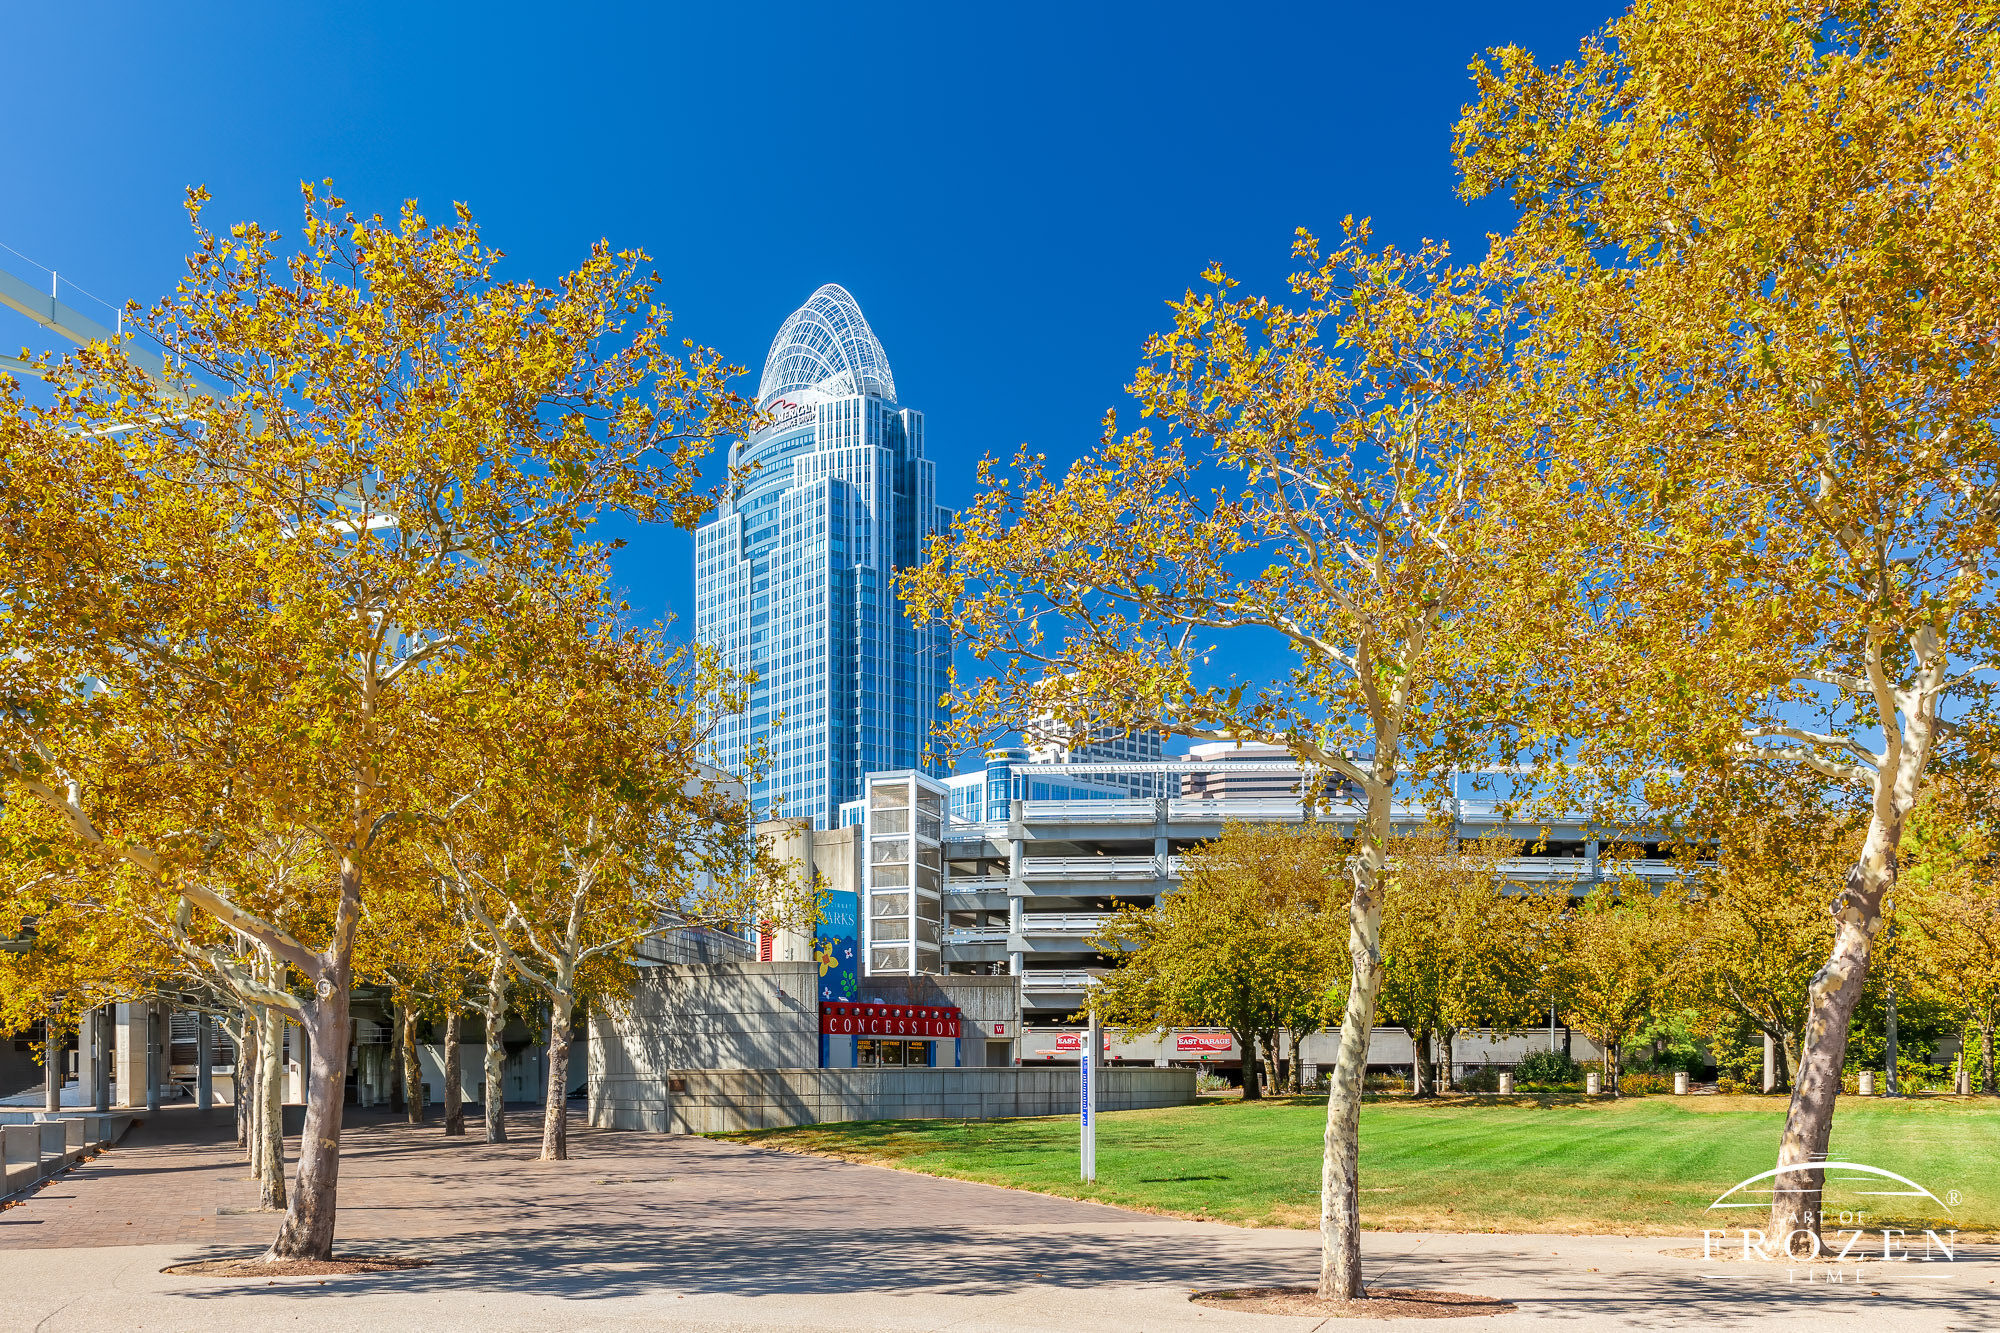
[719,1094,2000,1236]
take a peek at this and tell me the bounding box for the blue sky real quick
[3,1,1614,635]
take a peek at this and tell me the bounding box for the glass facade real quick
[696,285,952,827]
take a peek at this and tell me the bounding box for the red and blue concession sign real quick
[820,1001,960,1039]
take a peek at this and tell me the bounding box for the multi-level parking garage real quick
[841,749,1694,1031]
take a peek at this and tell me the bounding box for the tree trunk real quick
[264,984,351,1261]
[1606,1040,1621,1097]
[1318,822,1387,1301]
[442,1006,464,1136]
[403,1005,426,1125]
[238,1014,259,1162]
[44,1021,61,1114]
[258,1002,286,1211]
[1766,851,1893,1255]
[540,992,574,1161]
[1236,1029,1263,1101]
[387,998,405,1113]
[1409,1030,1432,1097]
[483,960,508,1143]
[1438,1031,1455,1093]
[1772,1027,1795,1093]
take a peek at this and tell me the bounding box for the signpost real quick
[1080,1007,1099,1182]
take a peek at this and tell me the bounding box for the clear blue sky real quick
[3,1,1615,633]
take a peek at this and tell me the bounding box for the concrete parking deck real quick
[1,1105,1994,1331]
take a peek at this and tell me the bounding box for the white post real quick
[1674,1070,1688,1096]
[1081,1007,1099,1183]
[1763,1032,1775,1093]
[1586,1070,1601,1096]
[196,1014,214,1110]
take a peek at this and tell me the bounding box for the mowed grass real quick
[719,1094,2000,1235]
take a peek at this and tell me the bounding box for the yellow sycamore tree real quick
[445,588,793,1161]
[0,185,747,1260]
[1551,878,1696,1094]
[1459,0,2000,1249]
[1691,804,1859,1092]
[1373,832,1538,1095]
[907,230,1550,1296]
[1090,822,1350,1098]
[1900,792,2000,1094]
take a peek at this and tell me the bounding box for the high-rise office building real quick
[695,284,952,827]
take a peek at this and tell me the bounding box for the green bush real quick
[1514,1048,1582,1087]
[1459,1065,1502,1092]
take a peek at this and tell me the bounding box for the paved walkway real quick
[1,1106,1994,1330]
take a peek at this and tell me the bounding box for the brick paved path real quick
[4,1105,1997,1332]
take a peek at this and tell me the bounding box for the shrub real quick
[1514,1048,1581,1087]
[1618,1072,1670,1095]
[1195,1070,1233,1094]
[1459,1065,1502,1093]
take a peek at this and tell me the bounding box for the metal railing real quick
[1019,799,1157,822]
[1021,911,1112,935]
[943,926,1010,945]
[1021,969,1103,992]
[1021,855,1161,880]
[1496,856,1592,880]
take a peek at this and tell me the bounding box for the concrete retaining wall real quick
[590,961,820,1084]
[590,1065,1197,1134]
[0,1111,132,1199]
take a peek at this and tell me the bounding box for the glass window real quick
[870,946,909,973]
[871,892,910,918]
[873,918,909,941]
[873,808,910,835]
[871,839,907,866]
[881,1039,906,1066]
[856,1038,879,1066]
[871,783,910,810]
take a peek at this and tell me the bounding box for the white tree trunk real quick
[483,961,509,1143]
[540,993,574,1161]
[1318,789,1389,1300]
[258,1002,286,1211]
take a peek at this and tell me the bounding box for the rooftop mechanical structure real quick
[757,284,897,408]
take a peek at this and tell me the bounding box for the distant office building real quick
[1177,740,1359,802]
[695,285,952,827]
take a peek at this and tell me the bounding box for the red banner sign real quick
[821,1001,960,1039]
[1052,1032,1082,1050]
[1176,1033,1234,1053]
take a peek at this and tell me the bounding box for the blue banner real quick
[815,888,859,1002]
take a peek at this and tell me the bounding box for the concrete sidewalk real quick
[1,1106,1992,1331]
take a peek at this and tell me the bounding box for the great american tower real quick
[694,284,953,826]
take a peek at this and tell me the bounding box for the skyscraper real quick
[695,284,952,826]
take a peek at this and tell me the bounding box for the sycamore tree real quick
[1692,804,1858,1091]
[1374,832,1536,1096]
[1459,0,2000,1250]
[1900,793,2000,1094]
[1091,822,1349,1099]
[446,588,790,1161]
[0,185,746,1259]
[907,230,1550,1298]
[1552,878,1695,1094]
